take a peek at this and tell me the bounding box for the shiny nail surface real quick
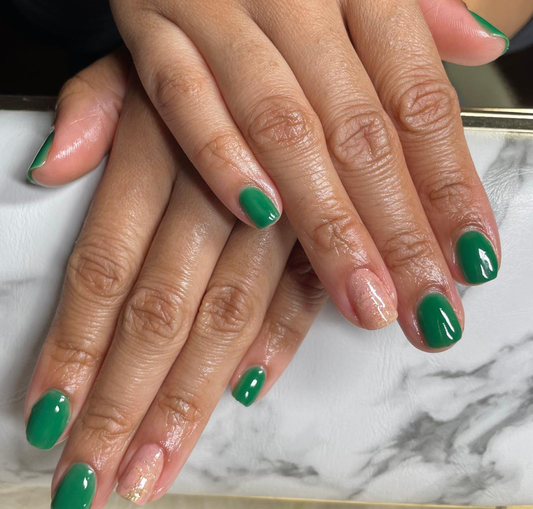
[417,293,462,349]
[27,130,54,184]
[347,269,397,329]
[26,389,69,450]
[239,187,280,229]
[469,10,510,54]
[52,463,96,509]
[232,366,266,407]
[117,444,164,505]
[456,231,498,285]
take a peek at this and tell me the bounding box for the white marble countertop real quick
[1,110,532,506]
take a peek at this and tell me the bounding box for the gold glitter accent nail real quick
[123,458,159,503]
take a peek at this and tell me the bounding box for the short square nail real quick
[27,129,54,184]
[468,10,510,54]
[238,187,280,229]
[417,293,462,349]
[26,389,70,450]
[117,444,164,505]
[347,269,397,330]
[232,366,266,407]
[456,231,498,285]
[52,463,96,509]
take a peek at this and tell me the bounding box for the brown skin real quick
[466,0,533,37]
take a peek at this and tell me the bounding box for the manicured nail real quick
[232,366,266,407]
[417,293,462,349]
[469,10,510,54]
[26,389,70,450]
[27,129,54,184]
[347,269,397,330]
[456,231,498,285]
[239,187,280,229]
[117,444,164,505]
[52,463,96,509]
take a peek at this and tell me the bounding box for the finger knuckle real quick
[122,284,189,346]
[153,64,208,120]
[328,107,396,174]
[263,313,307,350]
[67,241,132,303]
[307,212,362,258]
[197,282,255,339]
[246,95,321,154]
[393,78,459,136]
[81,399,133,449]
[381,227,435,271]
[156,387,204,429]
[194,131,243,173]
[48,335,102,373]
[417,169,475,216]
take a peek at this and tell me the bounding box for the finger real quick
[115,218,296,505]
[24,80,176,450]
[49,86,235,509]
[253,0,463,351]
[110,9,283,229]
[230,243,328,406]
[345,0,501,286]
[28,49,130,187]
[124,8,398,330]
[419,0,509,65]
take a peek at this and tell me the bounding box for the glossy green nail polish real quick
[27,130,54,184]
[52,463,96,509]
[456,231,498,285]
[469,10,510,54]
[26,389,69,450]
[417,293,462,349]
[232,366,266,407]
[239,187,280,229]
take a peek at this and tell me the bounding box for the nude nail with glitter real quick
[347,269,397,330]
[117,444,164,505]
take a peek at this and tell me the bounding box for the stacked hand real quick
[24,1,507,507]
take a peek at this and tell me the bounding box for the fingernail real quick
[52,463,96,509]
[468,10,510,55]
[27,129,55,184]
[26,389,70,450]
[456,231,498,285]
[117,444,164,505]
[417,293,462,349]
[347,269,397,330]
[232,366,266,407]
[239,187,280,229]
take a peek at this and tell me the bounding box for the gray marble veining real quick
[0,111,532,505]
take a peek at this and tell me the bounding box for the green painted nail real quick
[417,293,462,349]
[239,187,280,229]
[27,130,54,184]
[52,463,96,509]
[469,10,510,54]
[26,389,70,450]
[232,366,266,407]
[456,231,498,285]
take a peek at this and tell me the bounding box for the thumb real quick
[420,0,510,66]
[27,49,131,187]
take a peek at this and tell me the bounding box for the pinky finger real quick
[27,48,130,187]
[230,243,329,407]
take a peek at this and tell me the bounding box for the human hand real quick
[25,57,328,508]
[34,0,505,349]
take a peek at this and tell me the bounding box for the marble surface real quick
[1,111,533,506]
